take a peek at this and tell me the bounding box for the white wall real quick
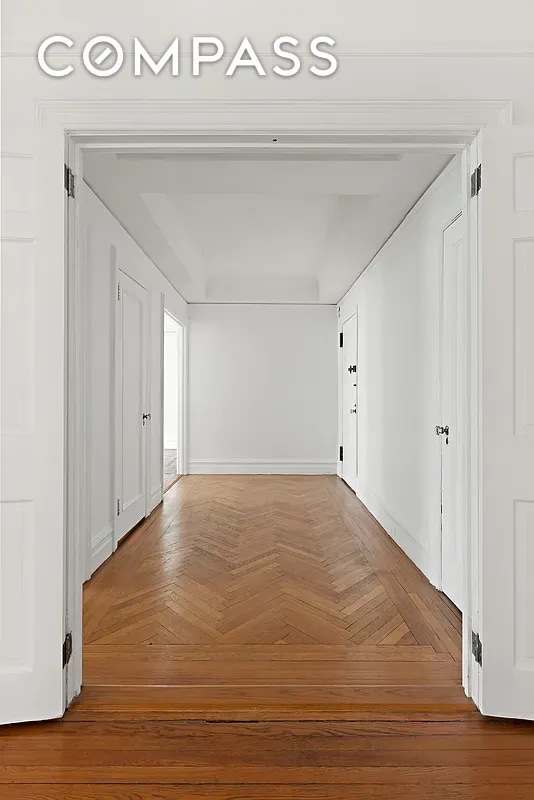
[339,157,463,584]
[80,183,188,576]
[188,304,338,473]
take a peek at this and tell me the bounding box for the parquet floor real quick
[82,475,464,695]
[4,475,534,798]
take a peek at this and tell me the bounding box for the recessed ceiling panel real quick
[83,149,453,303]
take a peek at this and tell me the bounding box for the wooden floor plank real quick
[4,786,534,800]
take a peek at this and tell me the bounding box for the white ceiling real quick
[83,149,452,303]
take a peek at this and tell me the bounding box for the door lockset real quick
[435,425,450,444]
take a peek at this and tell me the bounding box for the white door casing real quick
[115,269,149,543]
[0,101,512,724]
[342,313,358,491]
[479,125,534,719]
[440,214,466,611]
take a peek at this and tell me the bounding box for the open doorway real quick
[5,100,530,732]
[163,310,183,491]
[77,140,471,718]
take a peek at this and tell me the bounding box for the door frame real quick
[59,97,511,706]
[341,310,358,491]
[161,305,186,489]
[437,209,467,612]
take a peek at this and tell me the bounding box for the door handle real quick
[348,365,357,374]
[350,406,357,414]
[142,413,152,425]
[435,425,449,444]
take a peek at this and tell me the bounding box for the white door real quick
[0,156,65,724]
[440,214,466,611]
[478,125,534,719]
[342,313,358,490]
[115,269,149,542]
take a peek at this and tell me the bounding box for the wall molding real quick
[89,525,113,577]
[188,459,337,475]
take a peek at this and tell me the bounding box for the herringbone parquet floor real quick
[81,475,465,715]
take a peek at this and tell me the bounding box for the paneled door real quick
[342,312,358,491]
[115,269,149,543]
[440,214,466,611]
[0,155,65,724]
[478,125,534,719]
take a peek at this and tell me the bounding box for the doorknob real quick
[350,406,357,414]
[348,365,357,374]
[142,413,152,425]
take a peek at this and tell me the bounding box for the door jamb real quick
[341,310,358,490]
[59,98,511,707]
[436,206,464,597]
[161,305,186,491]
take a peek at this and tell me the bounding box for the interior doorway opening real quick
[76,138,472,720]
[163,310,183,492]
[11,99,521,729]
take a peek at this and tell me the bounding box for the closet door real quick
[440,214,466,611]
[115,269,149,542]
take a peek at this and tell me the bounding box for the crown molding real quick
[37,98,513,131]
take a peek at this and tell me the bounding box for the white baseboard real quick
[188,459,337,475]
[352,478,433,581]
[89,524,113,577]
[150,486,163,512]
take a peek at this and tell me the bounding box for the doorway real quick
[5,100,532,727]
[163,310,183,491]
[115,269,149,543]
[75,136,474,717]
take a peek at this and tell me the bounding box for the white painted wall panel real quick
[339,158,463,583]
[188,304,337,473]
[80,184,188,577]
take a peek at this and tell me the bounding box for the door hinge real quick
[64,164,75,198]
[470,164,482,197]
[472,631,482,666]
[62,631,73,668]
[339,332,343,348]
[117,282,121,301]
[339,446,343,462]
[117,498,121,517]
